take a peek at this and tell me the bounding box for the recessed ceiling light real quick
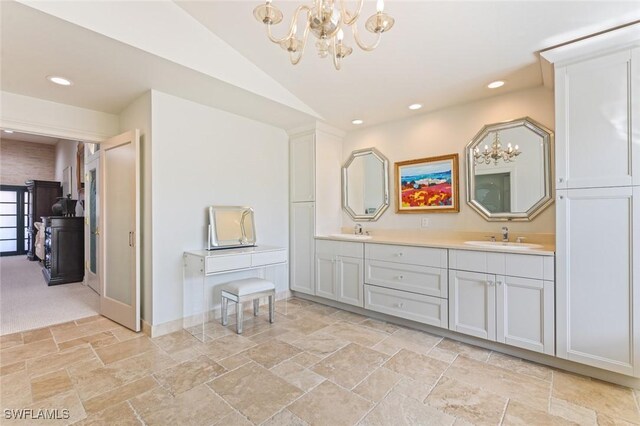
[47,75,73,86]
[408,103,422,110]
[487,80,505,89]
[351,119,364,125]
[3,130,14,134]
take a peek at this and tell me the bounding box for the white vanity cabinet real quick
[315,240,364,307]
[448,250,555,355]
[290,202,315,295]
[364,243,449,328]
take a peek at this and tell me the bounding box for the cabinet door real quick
[315,252,336,300]
[290,202,315,295]
[448,270,496,341]
[556,49,635,189]
[496,276,554,355]
[336,256,364,307]
[556,187,638,376]
[290,134,315,202]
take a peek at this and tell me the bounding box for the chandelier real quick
[253,0,395,70]
[474,132,521,165]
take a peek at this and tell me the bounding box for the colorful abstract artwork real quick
[395,154,459,213]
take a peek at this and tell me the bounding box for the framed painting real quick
[395,154,459,213]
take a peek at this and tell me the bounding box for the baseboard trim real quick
[147,290,292,338]
[293,291,640,389]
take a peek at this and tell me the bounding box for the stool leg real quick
[253,298,259,316]
[221,297,228,326]
[236,302,243,334]
[269,294,274,324]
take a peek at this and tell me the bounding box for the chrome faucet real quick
[501,226,509,242]
[354,224,363,235]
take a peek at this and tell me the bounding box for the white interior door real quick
[84,161,100,294]
[99,130,140,331]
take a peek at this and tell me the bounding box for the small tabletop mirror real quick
[466,117,554,221]
[208,206,256,249]
[342,148,390,221]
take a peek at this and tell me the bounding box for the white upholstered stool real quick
[220,278,275,334]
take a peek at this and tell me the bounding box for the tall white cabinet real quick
[545,28,640,376]
[288,124,344,296]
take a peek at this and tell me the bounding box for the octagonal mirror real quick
[466,117,554,221]
[342,148,390,221]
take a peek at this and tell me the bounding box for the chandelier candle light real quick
[474,132,521,165]
[253,0,395,70]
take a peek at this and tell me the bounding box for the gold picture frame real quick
[395,154,460,213]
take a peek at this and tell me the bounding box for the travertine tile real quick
[288,380,372,426]
[487,351,553,381]
[50,318,119,343]
[445,354,551,411]
[56,331,118,351]
[361,390,455,426]
[74,401,141,425]
[320,322,387,347]
[312,343,388,389]
[66,358,103,377]
[291,332,349,357]
[549,397,597,425]
[375,328,442,356]
[371,337,403,356]
[353,366,402,402]
[427,346,459,364]
[279,315,331,335]
[75,315,103,325]
[82,375,158,414]
[209,362,303,424]
[242,339,301,369]
[153,355,226,395]
[0,338,58,366]
[330,310,368,323]
[94,336,156,365]
[305,303,339,317]
[393,376,433,402]
[290,351,322,368]
[384,349,449,385]
[596,413,637,426]
[0,370,32,408]
[262,409,308,426]
[30,369,73,402]
[12,390,87,425]
[70,366,123,401]
[270,360,324,392]
[247,325,290,343]
[552,370,640,424]
[26,345,95,378]
[218,353,251,371]
[131,384,233,426]
[199,334,256,360]
[0,332,23,350]
[22,327,52,344]
[502,400,577,425]
[0,361,25,377]
[107,349,176,384]
[211,410,253,426]
[359,318,400,334]
[436,338,491,362]
[426,376,508,425]
[110,327,143,342]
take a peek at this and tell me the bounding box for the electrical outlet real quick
[421,218,429,228]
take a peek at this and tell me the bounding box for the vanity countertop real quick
[315,233,555,256]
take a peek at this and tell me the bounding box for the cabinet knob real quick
[395,302,404,308]
[397,252,404,257]
[558,177,564,183]
[397,275,404,280]
[486,281,495,287]
[559,195,564,200]
[496,281,503,286]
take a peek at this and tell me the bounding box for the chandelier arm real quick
[332,37,342,70]
[339,0,365,26]
[351,22,381,51]
[266,5,311,44]
[290,21,312,65]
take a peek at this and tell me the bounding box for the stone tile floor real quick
[1,297,639,425]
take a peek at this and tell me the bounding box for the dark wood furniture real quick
[25,180,61,261]
[42,216,84,285]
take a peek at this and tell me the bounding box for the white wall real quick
[342,86,555,234]
[119,92,153,324]
[151,91,289,326]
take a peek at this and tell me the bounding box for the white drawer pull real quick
[396,252,404,257]
[395,302,404,308]
[496,281,503,286]
[396,275,404,280]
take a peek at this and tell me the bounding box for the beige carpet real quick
[0,255,99,335]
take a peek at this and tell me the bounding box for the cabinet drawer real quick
[252,250,287,267]
[365,243,447,268]
[316,239,363,258]
[365,260,447,298]
[449,250,505,274]
[505,254,544,280]
[364,285,448,328]
[206,254,251,273]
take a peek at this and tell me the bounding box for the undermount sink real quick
[464,240,543,250]
[330,233,373,240]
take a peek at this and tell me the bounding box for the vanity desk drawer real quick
[206,254,252,273]
[365,244,447,268]
[449,250,551,280]
[365,260,447,298]
[252,250,287,267]
[364,284,448,328]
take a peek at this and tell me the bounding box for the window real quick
[0,185,28,256]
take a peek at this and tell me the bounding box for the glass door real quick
[0,185,28,256]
